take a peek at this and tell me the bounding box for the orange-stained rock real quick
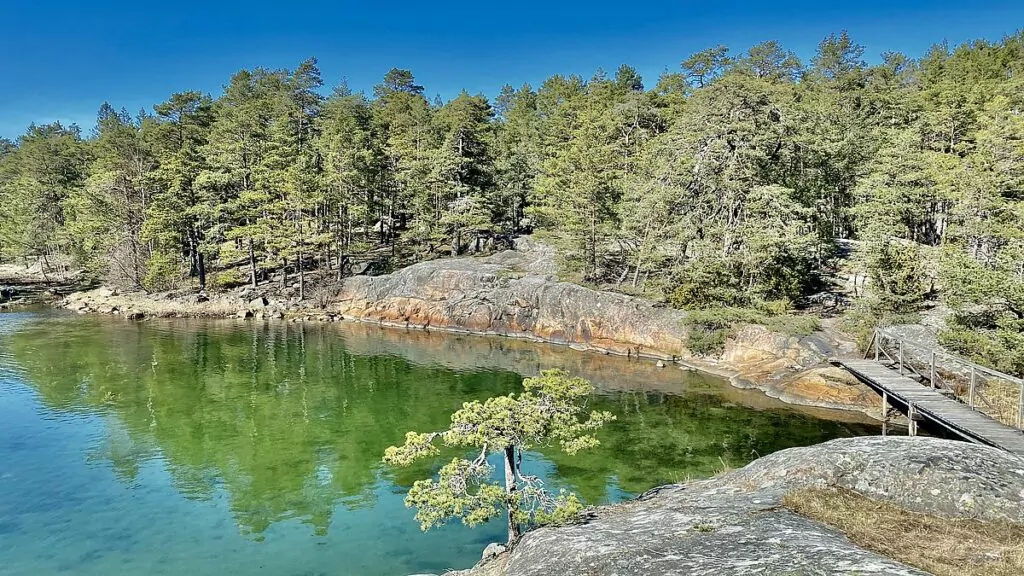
[761,366,881,413]
[331,245,878,416]
[333,253,693,359]
[60,240,879,417]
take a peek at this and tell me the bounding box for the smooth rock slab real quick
[455,436,1024,576]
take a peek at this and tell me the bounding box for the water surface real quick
[0,312,877,575]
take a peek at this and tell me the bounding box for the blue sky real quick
[1,1,1022,139]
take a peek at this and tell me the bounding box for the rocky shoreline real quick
[56,241,880,417]
[32,249,1024,575]
[449,436,1024,576]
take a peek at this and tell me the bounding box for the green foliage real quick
[938,324,1024,377]
[841,299,922,352]
[669,260,750,310]
[763,314,821,338]
[383,369,614,542]
[210,267,247,290]
[0,122,88,265]
[864,241,926,313]
[681,307,819,357]
[3,31,1024,369]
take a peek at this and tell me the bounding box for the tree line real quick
[1,30,1023,371]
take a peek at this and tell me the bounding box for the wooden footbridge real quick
[834,329,1024,457]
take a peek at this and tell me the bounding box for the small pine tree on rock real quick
[383,369,615,545]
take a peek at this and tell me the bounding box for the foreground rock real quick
[454,437,1024,576]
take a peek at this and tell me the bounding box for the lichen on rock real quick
[449,436,1024,576]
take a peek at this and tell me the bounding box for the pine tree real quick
[145,91,215,289]
[0,123,88,274]
[383,369,613,545]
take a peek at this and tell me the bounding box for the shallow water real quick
[0,311,878,575]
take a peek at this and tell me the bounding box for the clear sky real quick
[1,0,1022,139]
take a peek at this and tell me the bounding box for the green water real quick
[0,311,877,576]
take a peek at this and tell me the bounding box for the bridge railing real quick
[866,328,1024,430]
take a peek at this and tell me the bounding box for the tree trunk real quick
[503,445,520,545]
[188,232,199,278]
[248,238,257,288]
[297,213,305,301]
[389,197,396,257]
[297,253,304,301]
[40,251,51,282]
[197,249,206,290]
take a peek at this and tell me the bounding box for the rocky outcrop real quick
[57,240,881,416]
[61,286,322,323]
[453,436,1024,576]
[334,250,691,358]
[333,243,879,416]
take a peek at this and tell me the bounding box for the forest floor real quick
[0,260,84,309]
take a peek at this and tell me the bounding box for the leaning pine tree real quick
[383,369,614,545]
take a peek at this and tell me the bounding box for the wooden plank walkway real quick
[837,359,1024,457]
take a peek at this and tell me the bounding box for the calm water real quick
[0,311,877,576]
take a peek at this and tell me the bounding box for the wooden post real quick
[969,368,976,408]
[874,330,880,361]
[930,352,936,389]
[908,403,917,436]
[881,391,888,437]
[899,341,904,375]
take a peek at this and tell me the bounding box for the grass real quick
[783,487,1024,576]
[966,378,1023,428]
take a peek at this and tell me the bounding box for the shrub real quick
[142,252,189,292]
[764,314,820,338]
[865,241,926,313]
[668,260,749,310]
[939,323,1024,378]
[682,307,821,357]
[210,268,247,291]
[841,298,921,351]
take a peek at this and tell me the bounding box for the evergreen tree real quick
[0,122,88,272]
[64,105,155,286]
[383,369,613,544]
[145,91,215,289]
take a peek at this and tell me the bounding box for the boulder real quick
[481,543,506,562]
[334,249,692,359]
[95,287,118,298]
[249,296,269,309]
[236,309,253,319]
